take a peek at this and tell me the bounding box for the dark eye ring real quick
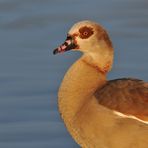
[79,26,94,39]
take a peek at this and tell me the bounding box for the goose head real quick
[53,20,114,73]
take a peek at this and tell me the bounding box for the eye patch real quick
[79,26,94,39]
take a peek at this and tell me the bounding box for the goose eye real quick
[79,26,94,39]
[83,31,88,36]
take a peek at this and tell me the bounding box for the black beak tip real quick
[53,49,58,55]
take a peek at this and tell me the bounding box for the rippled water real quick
[0,0,148,147]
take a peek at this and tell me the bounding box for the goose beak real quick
[53,35,77,55]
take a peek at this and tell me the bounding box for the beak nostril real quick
[64,41,68,46]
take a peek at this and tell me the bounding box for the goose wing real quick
[95,78,148,121]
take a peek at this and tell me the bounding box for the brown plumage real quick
[95,78,148,121]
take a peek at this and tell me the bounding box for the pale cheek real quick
[78,40,92,52]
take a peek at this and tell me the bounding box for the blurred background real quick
[0,0,148,147]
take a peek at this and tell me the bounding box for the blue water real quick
[0,0,148,147]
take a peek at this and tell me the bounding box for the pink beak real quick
[53,36,77,55]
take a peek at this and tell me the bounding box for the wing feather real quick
[94,78,148,121]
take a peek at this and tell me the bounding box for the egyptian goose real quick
[53,20,148,148]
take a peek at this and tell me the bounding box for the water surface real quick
[0,0,148,147]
